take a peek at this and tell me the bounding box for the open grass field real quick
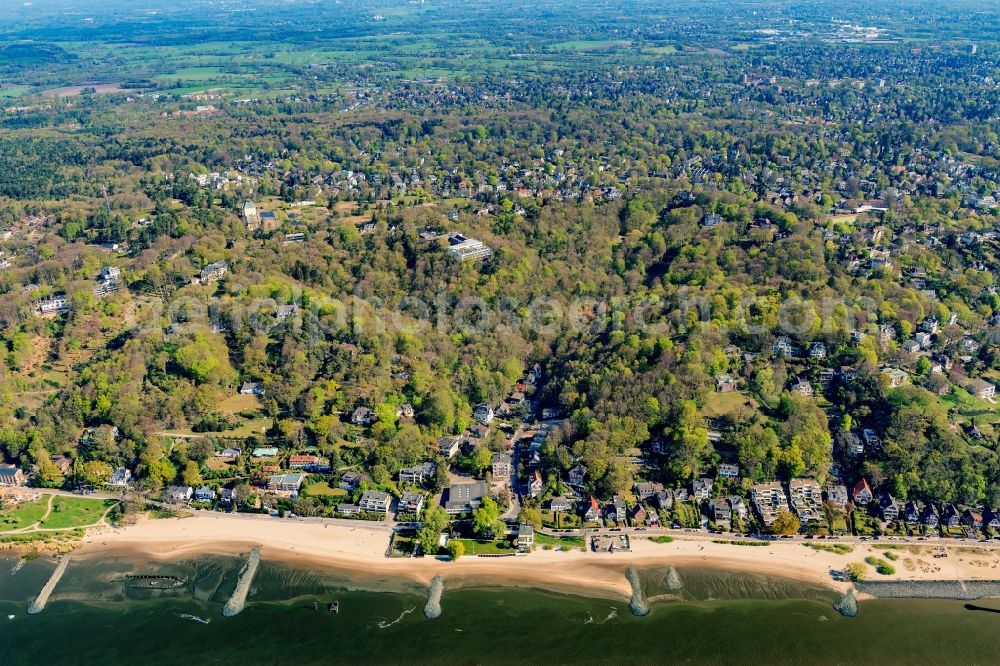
[215,393,264,416]
[549,40,633,52]
[303,481,348,498]
[533,533,585,550]
[703,391,756,418]
[41,496,116,530]
[0,497,50,532]
[940,386,1000,425]
[0,86,31,98]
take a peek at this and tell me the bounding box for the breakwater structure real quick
[856,579,1000,601]
[424,575,443,619]
[665,566,683,591]
[834,589,858,617]
[26,556,71,615]
[626,566,650,616]
[222,547,261,617]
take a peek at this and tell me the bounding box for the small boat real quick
[328,601,339,614]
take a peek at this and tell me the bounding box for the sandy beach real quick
[72,513,1000,602]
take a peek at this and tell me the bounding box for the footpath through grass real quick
[41,497,116,529]
[0,497,49,532]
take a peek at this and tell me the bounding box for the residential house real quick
[567,464,587,487]
[268,473,306,493]
[339,471,361,491]
[727,496,748,520]
[852,479,874,505]
[444,481,488,515]
[825,483,849,512]
[789,478,823,525]
[216,447,241,461]
[901,339,921,354]
[473,403,495,425]
[772,336,795,357]
[715,374,737,393]
[809,342,827,359]
[397,403,415,419]
[516,524,535,551]
[240,381,264,396]
[878,324,896,346]
[198,260,228,283]
[37,295,69,315]
[861,429,881,451]
[0,465,26,487]
[166,485,193,503]
[359,490,392,514]
[966,378,995,401]
[634,481,665,501]
[351,407,375,426]
[790,377,813,397]
[879,493,899,521]
[193,486,216,503]
[549,497,571,512]
[982,507,1000,531]
[439,437,461,458]
[609,496,627,523]
[881,367,908,388]
[921,504,940,528]
[692,477,713,501]
[941,504,961,528]
[583,496,601,522]
[398,491,425,515]
[962,509,983,530]
[709,498,732,524]
[107,467,132,487]
[399,462,436,485]
[702,213,723,227]
[751,482,788,528]
[717,463,740,480]
[337,503,361,517]
[219,487,236,505]
[491,453,512,480]
[447,235,493,261]
[528,470,544,497]
[289,455,321,470]
[903,500,922,524]
[276,304,298,322]
[655,490,674,511]
[914,332,932,349]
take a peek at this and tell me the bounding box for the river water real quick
[1,553,998,665]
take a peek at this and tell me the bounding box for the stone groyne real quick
[626,566,650,616]
[834,589,858,617]
[222,547,261,617]
[665,566,683,591]
[856,579,1000,601]
[27,556,71,615]
[424,575,443,619]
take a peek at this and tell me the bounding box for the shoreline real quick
[63,513,1000,604]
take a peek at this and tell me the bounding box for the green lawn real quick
[453,538,514,555]
[0,86,30,99]
[0,497,49,532]
[40,497,116,530]
[703,391,756,418]
[941,387,1000,424]
[534,533,585,550]
[303,481,347,498]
